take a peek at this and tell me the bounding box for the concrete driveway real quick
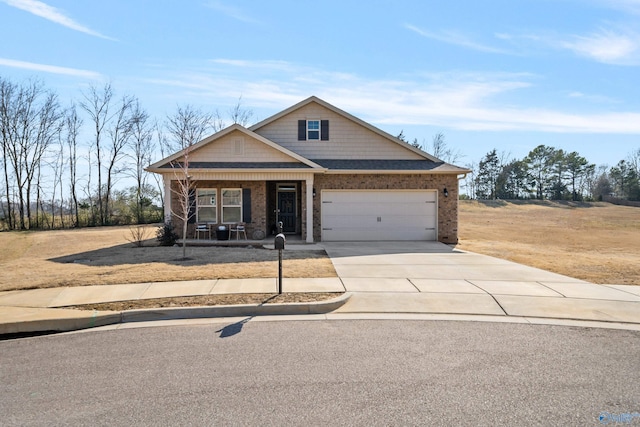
[322,241,584,284]
[320,241,640,324]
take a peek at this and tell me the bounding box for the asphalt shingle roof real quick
[310,159,444,170]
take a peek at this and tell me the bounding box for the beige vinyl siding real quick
[254,104,423,160]
[192,130,298,163]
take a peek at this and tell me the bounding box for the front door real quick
[277,186,297,233]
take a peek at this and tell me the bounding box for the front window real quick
[197,189,217,222]
[307,120,320,140]
[222,189,242,223]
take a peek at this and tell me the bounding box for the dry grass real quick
[458,200,640,286]
[71,293,343,311]
[0,225,336,292]
[2,202,637,294]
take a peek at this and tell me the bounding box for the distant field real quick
[458,200,640,286]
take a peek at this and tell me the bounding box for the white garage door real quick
[321,190,437,241]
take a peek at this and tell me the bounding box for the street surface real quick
[1,320,639,426]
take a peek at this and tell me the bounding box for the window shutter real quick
[321,120,329,140]
[187,188,196,224]
[298,120,306,140]
[242,188,252,223]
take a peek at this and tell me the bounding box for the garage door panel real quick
[322,215,379,228]
[323,225,436,241]
[321,190,437,241]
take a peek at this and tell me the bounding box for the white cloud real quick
[595,0,640,14]
[560,28,640,64]
[500,26,640,65]
[568,91,620,104]
[404,24,510,54]
[1,0,115,40]
[209,59,295,71]
[204,1,259,24]
[143,60,640,134]
[0,57,103,79]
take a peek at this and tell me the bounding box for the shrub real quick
[156,222,178,246]
[126,225,151,247]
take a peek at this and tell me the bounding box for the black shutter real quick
[242,188,252,223]
[187,188,196,224]
[298,120,306,140]
[321,120,329,140]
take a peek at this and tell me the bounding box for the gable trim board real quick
[147,96,469,243]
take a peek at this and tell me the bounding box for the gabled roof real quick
[249,96,442,162]
[146,124,325,173]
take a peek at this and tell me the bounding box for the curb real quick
[0,312,122,336]
[122,292,351,322]
[0,293,352,337]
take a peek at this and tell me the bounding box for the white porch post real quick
[305,176,314,243]
[163,175,172,222]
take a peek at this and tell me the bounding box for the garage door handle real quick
[323,201,332,203]
[322,228,333,230]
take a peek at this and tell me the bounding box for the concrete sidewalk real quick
[1,242,640,335]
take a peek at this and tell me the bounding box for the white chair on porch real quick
[230,222,247,240]
[195,223,210,240]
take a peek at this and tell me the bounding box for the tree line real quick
[400,131,639,202]
[464,145,640,202]
[0,76,251,231]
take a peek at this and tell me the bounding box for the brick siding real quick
[170,180,267,239]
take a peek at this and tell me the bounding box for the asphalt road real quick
[1,320,639,426]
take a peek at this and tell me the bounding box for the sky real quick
[1,0,639,168]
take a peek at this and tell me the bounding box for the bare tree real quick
[165,105,214,258]
[81,83,112,226]
[65,104,82,227]
[228,96,253,127]
[152,119,167,208]
[165,104,214,152]
[0,77,15,229]
[104,95,135,222]
[0,79,62,229]
[429,132,463,164]
[128,100,154,223]
[81,84,138,225]
[463,160,477,199]
[49,136,65,228]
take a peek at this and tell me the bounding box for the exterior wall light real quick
[443,188,449,197]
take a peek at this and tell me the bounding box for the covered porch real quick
[163,171,316,243]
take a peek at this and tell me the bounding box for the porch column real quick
[305,176,314,243]
[163,176,172,222]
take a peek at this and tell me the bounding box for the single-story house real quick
[146,96,470,243]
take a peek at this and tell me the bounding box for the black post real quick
[278,248,283,294]
[274,232,285,294]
